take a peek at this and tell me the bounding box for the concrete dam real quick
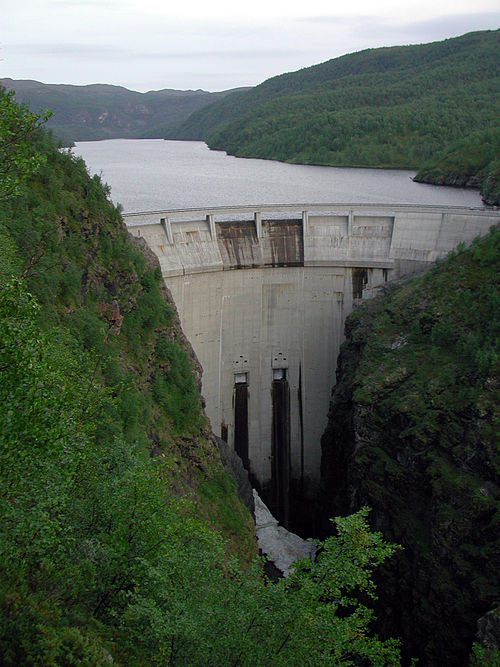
[125,203,499,527]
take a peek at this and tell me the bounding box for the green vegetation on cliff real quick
[415,127,500,206]
[321,226,500,664]
[173,29,499,200]
[0,89,401,665]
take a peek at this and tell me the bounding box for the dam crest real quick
[125,203,499,529]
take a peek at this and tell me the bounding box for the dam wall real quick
[125,203,499,526]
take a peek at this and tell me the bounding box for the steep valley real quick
[0,89,405,666]
[0,87,499,665]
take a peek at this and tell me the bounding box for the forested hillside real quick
[0,78,242,143]
[415,127,500,205]
[0,89,404,665]
[321,226,500,665]
[172,29,499,199]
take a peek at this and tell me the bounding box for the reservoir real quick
[72,139,483,213]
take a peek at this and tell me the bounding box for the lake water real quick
[73,139,483,213]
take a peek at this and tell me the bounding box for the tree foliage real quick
[0,274,401,665]
[0,88,50,199]
[415,127,500,205]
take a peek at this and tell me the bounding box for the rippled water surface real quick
[73,139,483,213]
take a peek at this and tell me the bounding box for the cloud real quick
[49,0,129,7]
[137,49,311,60]
[3,1,499,93]
[356,13,500,49]
[297,10,500,36]
[397,12,500,38]
[6,42,310,62]
[6,43,129,58]
[296,15,368,25]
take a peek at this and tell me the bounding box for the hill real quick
[0,78,245,144]
[172,30,499,177]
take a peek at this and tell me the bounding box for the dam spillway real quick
[125,203,499,527]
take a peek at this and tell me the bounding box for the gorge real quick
[66,135,500,664]
[0,108,407,665]
[1,78,499,663]
[1,15,500,664]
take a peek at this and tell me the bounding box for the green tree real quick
[0,88,50,200]
[122,507,401,666]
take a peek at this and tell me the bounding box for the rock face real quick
[477,607,500,654]
[320,228,500,665]
[213,435,255,516]
[253,491,316,577]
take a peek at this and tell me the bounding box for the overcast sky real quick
[2,0,499,92]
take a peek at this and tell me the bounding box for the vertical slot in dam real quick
[270,370,291,529]
[234,377,250,472]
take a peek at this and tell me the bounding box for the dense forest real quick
[0,89,406,665]
[171,29,499,203]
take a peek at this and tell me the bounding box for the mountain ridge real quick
[0,77,249,143]
[3,29,498,202]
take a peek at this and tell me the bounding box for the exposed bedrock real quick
[477,607,500,655]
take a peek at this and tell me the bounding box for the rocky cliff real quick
[321,227,500,665]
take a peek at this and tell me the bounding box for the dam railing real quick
[124,202,490,225]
